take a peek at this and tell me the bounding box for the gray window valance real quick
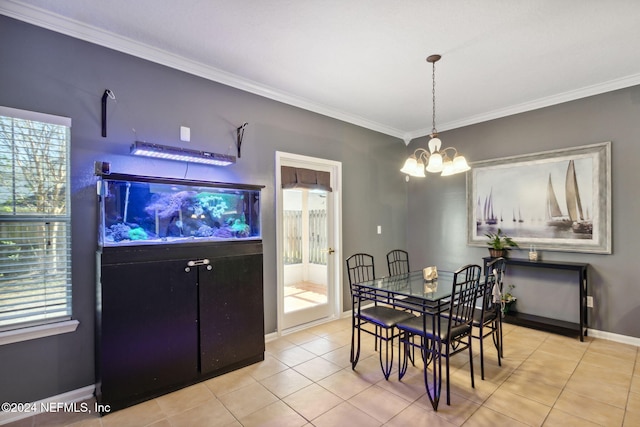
[281,166,332,192]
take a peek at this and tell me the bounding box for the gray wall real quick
[4,11,639,406]
[0,16,408,403]
[407,85,640,338]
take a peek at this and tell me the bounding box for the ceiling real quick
[3,0,640,143]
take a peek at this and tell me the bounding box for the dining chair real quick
[397,264,482,409]
[473,257,507,380]
[346,253,414,380]
[386,249,410,276]
[386,249,424,309]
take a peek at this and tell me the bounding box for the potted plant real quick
[501,284,517,315]
[485,228,519,258]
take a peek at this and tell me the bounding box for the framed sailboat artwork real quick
[466,142,611,254]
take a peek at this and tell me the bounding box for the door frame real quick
[275,151,342,333]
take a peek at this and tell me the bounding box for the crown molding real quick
[4,0,640,146]
[402,72,640,144]
[0,1,406,140]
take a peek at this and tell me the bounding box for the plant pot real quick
[488,249,506,258]
[502,300,515,315]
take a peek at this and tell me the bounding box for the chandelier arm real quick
[413,147,430,162]
[441,147,459,157]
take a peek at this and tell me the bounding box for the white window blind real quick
[0,106,72,331]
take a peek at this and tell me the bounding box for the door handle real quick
[185,259,212,273]
[324,248,335,255]
[187,259,210,267]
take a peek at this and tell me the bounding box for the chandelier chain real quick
[431,60,437,136]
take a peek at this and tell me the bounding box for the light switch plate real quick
[180,126,190,142]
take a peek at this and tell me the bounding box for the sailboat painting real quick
[545,174,572,228]
[467,142,611,254]
[483,188,498,225]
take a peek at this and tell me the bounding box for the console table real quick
[482,257,589,341]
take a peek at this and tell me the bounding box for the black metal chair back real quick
[481,257,507,319]
[474,257,507,380]
[346,253,375,288]
[447,264,482,341]
[386,249,410,276]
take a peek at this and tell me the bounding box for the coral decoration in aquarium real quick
[98,174,262,247]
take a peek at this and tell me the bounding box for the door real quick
[99,258,199,405]
[276,152,342,331]
[199,253,265,374]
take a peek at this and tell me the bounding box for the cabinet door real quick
[199,254,264,374]
[99,259,198,405]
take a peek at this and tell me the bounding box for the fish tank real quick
[97,173,262,247]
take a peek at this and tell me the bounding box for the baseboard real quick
[587,328,640,347]
[265,331,279,343]
[276,314,343,338]
[0,384,95,425]
[268,311,351,341]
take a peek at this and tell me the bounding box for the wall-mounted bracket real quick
[101,89,115,137]
[236,122,248,158]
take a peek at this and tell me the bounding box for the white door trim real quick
[275,152,343,334]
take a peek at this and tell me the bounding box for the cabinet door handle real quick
[187,259,210,267]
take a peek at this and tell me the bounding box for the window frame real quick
[0,106,75,344]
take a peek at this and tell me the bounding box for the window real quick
[0,106,72,332]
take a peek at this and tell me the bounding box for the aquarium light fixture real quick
[130,141,236,166]
[400,55,470,178]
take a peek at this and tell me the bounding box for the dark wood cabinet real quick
[199,253,264,374]
[96,242,264,412]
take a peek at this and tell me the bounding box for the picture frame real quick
[467,142,611,254]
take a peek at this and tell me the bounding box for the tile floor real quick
[7,318,640,426]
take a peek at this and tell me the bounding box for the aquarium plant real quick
[145,191,195,219]
[128,227,149,241]
[195,193,228,219]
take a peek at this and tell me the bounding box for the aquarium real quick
[98,173,262,247]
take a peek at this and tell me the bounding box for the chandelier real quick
[401,55,470,177]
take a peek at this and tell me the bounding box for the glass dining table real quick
[352,269,457,410]
[353,269,455,314]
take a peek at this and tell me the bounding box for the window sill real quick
[0,320,79,346]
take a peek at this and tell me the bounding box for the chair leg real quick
[378,327,394,380]
[350,316,361,369]
[424,338,441,411]
[407,337,415,366]
[468,336,475,390]
[420,336,434,367]
[496,319,502,366]
[374,326,379,351]
[445,342,451,406]
[490,318,503,366]
[479,325,485,380]
[399,331,408,380]
[499,317,504,358]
